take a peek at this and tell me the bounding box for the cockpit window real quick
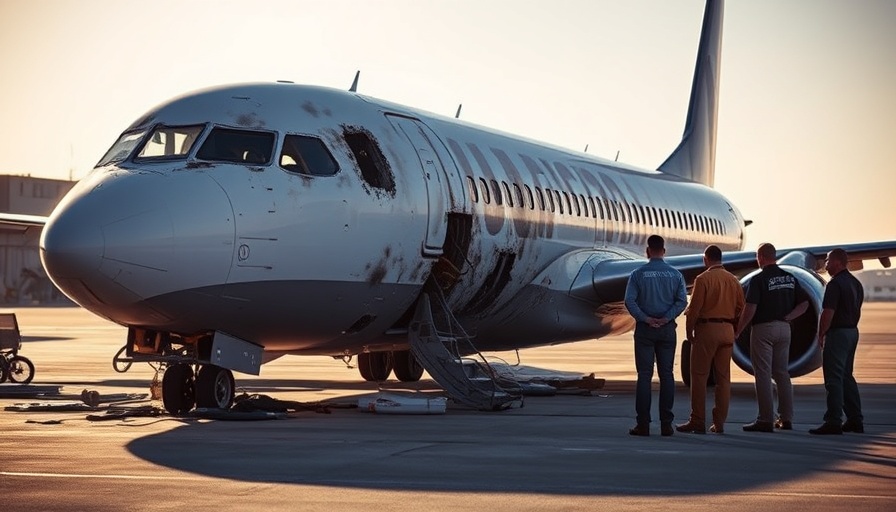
[96,129,147,167]
[279,135,339,176]
[136,125,205,160]
[196,127,275,165]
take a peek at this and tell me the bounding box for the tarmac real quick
[0,304,894,511]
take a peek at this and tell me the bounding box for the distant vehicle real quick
[0,313,35,384]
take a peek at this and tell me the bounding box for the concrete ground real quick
[0,304,894,511]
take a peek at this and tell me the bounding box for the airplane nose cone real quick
[39,185,105,281]
[41,170,234,321]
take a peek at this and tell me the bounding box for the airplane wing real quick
[0,212,49,232]
[573,240,896,305]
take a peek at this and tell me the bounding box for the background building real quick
[857,269,896,301]
[0,175,75,304]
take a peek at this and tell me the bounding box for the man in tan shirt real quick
[677,245,745,434]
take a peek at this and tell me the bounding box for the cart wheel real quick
[112,345,132,373]
[0,357,9,383]
[7,355,35,384]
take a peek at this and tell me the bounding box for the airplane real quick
[8,0,895,414]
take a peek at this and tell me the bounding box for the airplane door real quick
[386,115,465,257]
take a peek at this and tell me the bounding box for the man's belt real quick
[697,318,735,325]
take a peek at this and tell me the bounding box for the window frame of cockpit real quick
[277,133,340,177]
[95,128,150,168]
[133,124,208,163]
[195,125,278,166]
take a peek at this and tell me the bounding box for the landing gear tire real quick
[162,363,195,415]
[0,357,9,383]
[358,351,393,382]
[6,355,35,384]
[392,350,424,382]
[681,339,691,387]
[680,339,715,388]
[195,365,235,409]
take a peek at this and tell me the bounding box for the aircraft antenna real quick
[615,150,620,162]
[349,70,360,92]
[455,104,462,119]
[583,144,589,153]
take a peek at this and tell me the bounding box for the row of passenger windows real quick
[465,175,727,236]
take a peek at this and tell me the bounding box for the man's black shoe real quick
[675,421,706,434]
[809,423,843,435]
[661,423,674,437]
[710,424,724,434]
[629,425,650,436]
[742,420,774,433]
[774,418,793,430]
[842,420,864,433]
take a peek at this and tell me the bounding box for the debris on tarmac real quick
[0,383,63,398]
[358,392,448,414]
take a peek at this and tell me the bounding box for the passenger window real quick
[280,134,339,176]
[513,183,524,209]
[524,185,534,210]
[467,176,479,203]
[569,193,580,216]
[502,181,514,207]
[479,178,491,204]
[491,179,503,206]
[197,127,275,165]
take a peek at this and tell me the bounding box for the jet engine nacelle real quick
[732,265,826,378]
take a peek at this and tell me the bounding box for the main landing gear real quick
[357,349,424,383]
[161,363,235,415]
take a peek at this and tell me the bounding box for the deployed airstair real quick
[407,282,523,411]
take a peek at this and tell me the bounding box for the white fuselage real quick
[40,83,745,356]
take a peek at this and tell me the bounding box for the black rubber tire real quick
[7,355,35,384]
[0,357,9,383]
[392,350,424,382]
[358,351,393,382]
[195,365,235,409]
[681,339,692,387]
[162,363,195,415]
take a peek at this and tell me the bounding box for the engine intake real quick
[733,265,826,378]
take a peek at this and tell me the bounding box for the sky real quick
[0,0,893,254]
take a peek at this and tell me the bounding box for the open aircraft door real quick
[386,115,466,257]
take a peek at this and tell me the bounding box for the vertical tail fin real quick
[657,0,724,187]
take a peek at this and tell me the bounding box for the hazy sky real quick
[0,0,893,253]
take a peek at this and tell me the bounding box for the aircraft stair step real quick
[408,289,522,411]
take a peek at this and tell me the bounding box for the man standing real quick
[677,245,744,435]
[810,248,865,435]
[624,234,688,437]
[736,243,809,433]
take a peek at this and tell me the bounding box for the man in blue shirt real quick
[624,234,688,436]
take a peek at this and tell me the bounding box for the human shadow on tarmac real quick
[124,380,896,495]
